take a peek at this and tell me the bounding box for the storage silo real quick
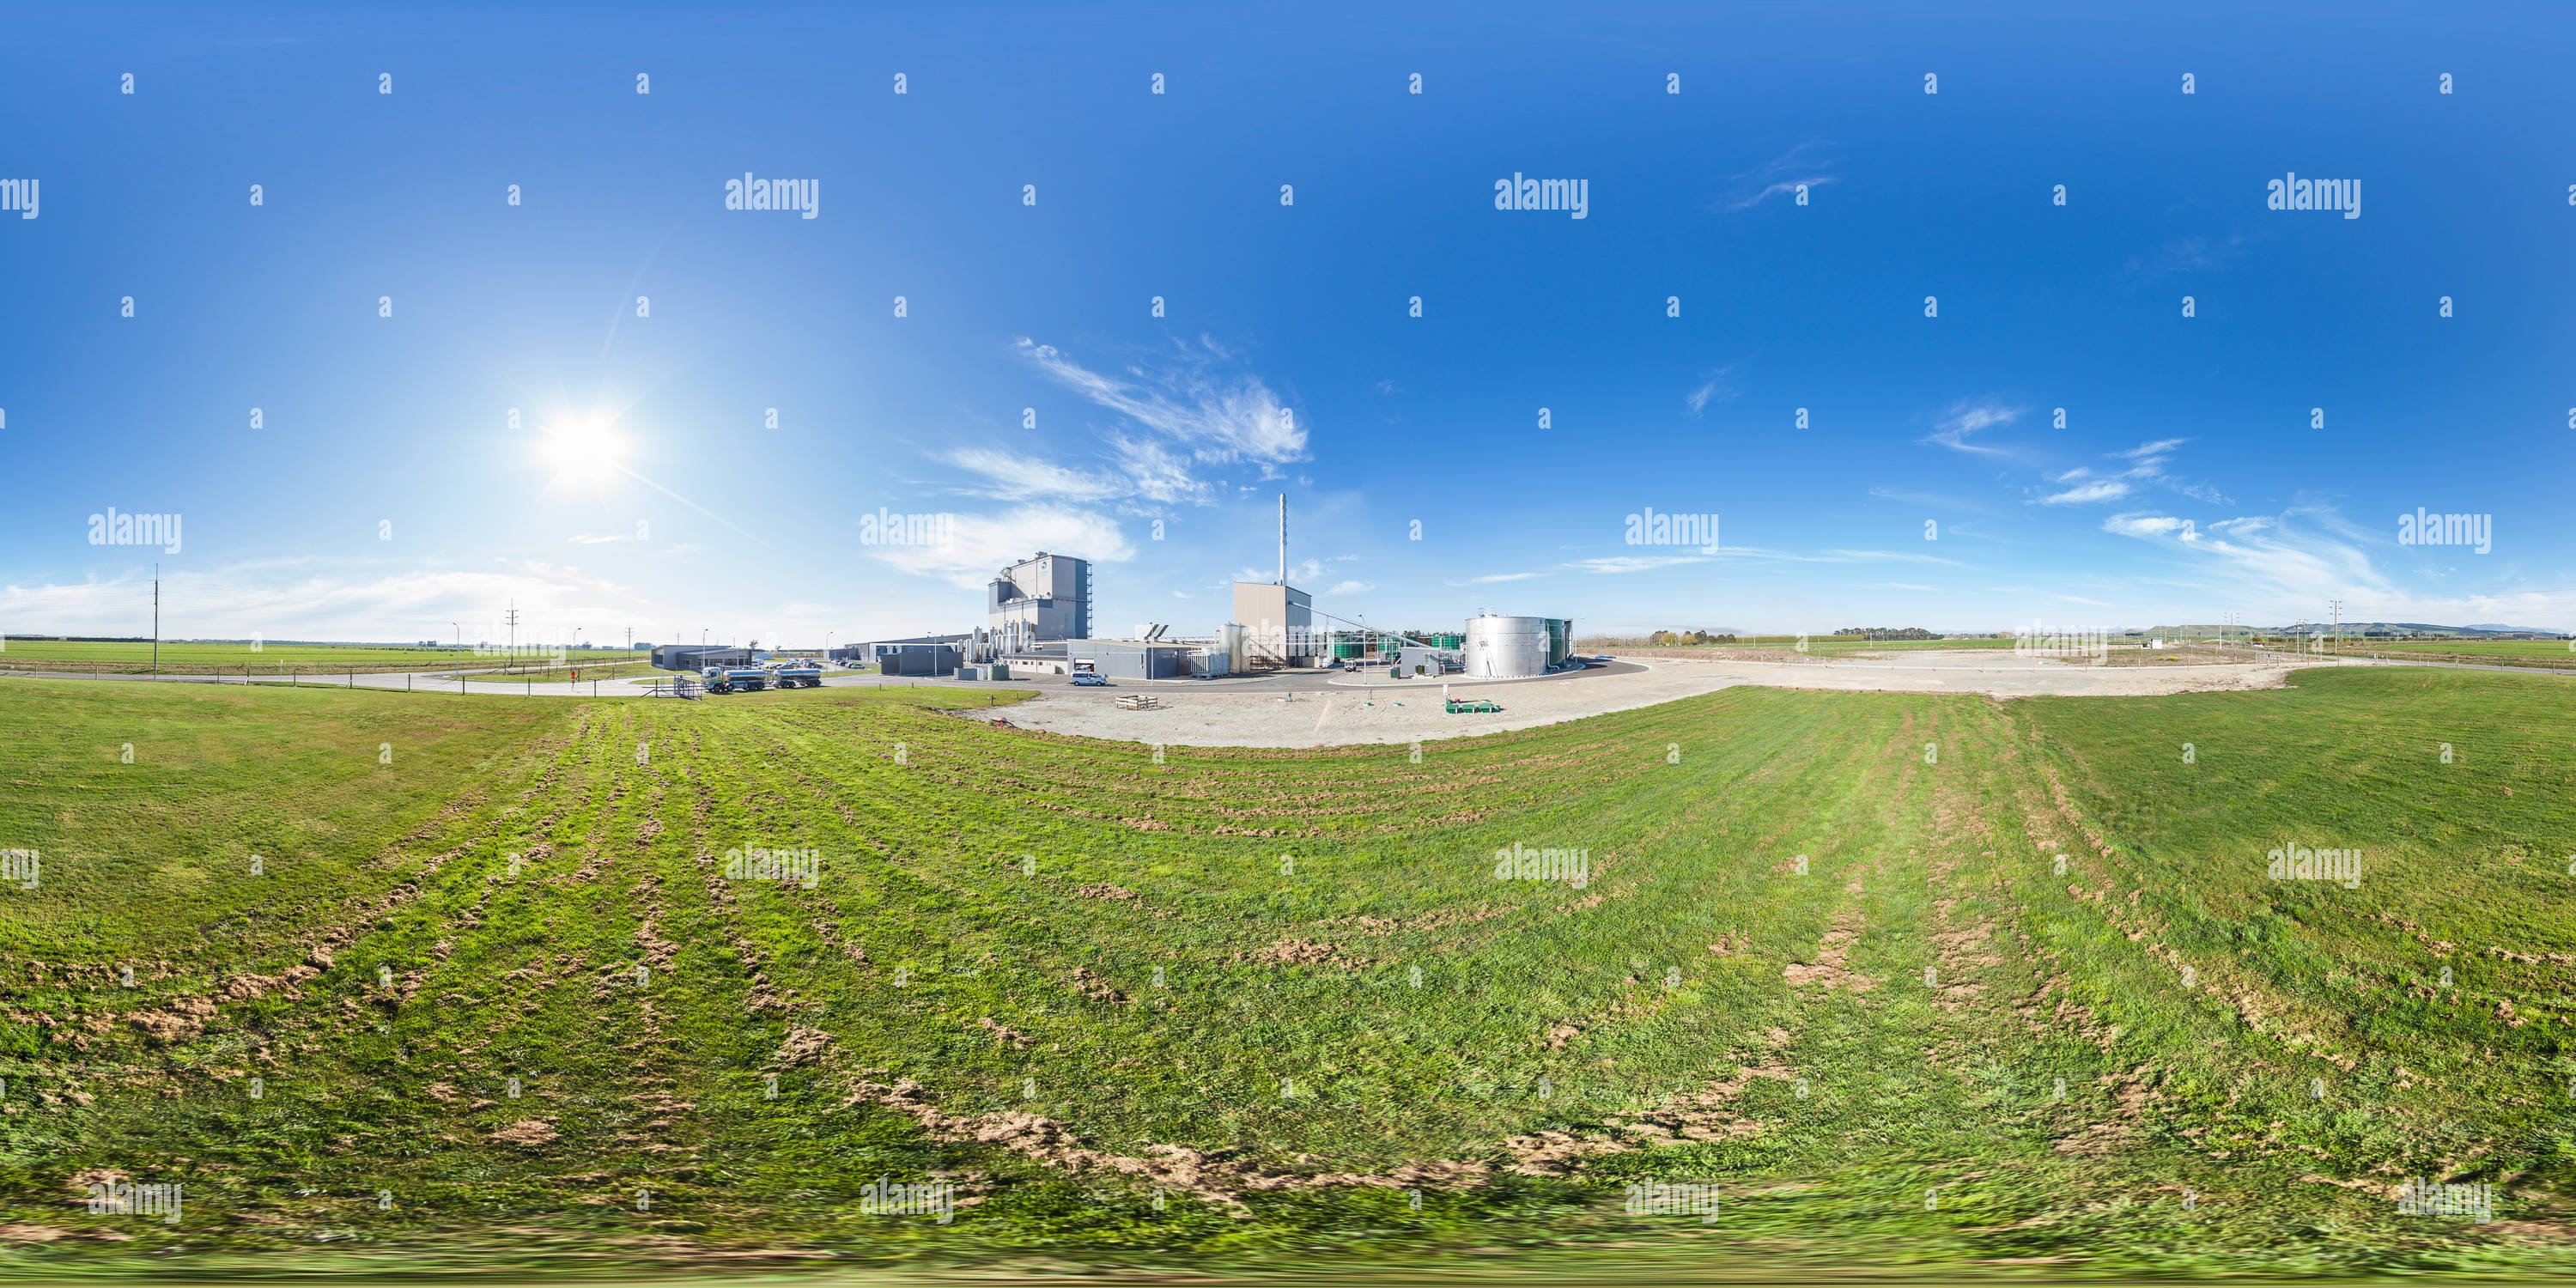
[1544,618,1573,668]
[1220,623,1251,675]
[1461,613,1550,678]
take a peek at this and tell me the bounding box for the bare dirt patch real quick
[994,653,2337,749]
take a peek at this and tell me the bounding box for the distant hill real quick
[2139,623,2565,638]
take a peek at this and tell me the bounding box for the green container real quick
[1334,641,1364,659]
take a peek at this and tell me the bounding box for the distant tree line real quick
[1834,627,1935,640]
[1645,629,1738,646]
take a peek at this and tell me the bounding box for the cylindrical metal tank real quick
[1461,614,1549,678]
[1545,618,1572,667]
[1221,623,1250,674]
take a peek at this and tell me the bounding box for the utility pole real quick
[1278,493,1287,586]
[505,601,521,673]
[2329,599,2342,654]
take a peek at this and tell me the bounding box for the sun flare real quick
[536,419,629,487]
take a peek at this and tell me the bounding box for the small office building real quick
[653,644,754,670]
[1069,639,1200,680]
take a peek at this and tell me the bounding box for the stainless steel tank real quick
[1461,614,1549,678]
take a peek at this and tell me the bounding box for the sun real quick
[537,419,629,488]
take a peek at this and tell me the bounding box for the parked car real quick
[1070,671,1109,686]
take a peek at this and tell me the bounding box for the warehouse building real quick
[653,644,755,670]
[1072,639,1201,680]
[872,641,966,676]
[832,633,969,664]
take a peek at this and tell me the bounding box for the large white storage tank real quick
[1461,613,1549,678]
[1220,623,1251,675]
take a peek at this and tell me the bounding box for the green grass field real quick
[0,641,648,676]
[3,667,2573,1277]
[2330,639,2576,667]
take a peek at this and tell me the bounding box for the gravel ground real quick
[984,650,2365,749]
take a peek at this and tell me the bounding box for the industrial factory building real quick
[822,508,1577,686]
[988,552,1091,654]
[1232,580,1316,666]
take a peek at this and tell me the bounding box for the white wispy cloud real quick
[943,449,1127,503]
[1235,559,1326,586]
[1447,571,1549,586]
[0,558,643,643]
[1717,143,1838,211]
[2040,479,2135,506]
[2102,504,2391,606]
[1686,364,1741,416]
[1923,399,2025,458]
[935,340,1311,516]
[1326,580,1374,596]
[1575,554,1716,574]
[865,504,1138,589]
[2037,438,2228,507]
[1021,337,1307,469]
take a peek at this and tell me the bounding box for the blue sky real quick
[6,1,2573,647]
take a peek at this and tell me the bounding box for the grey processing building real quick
[1232,580,1315,665]
[653,644,755,670]
[988,552,1091,654]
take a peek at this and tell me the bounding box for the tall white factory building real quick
[1232,580,1315,665]
[987,552,1092,653]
